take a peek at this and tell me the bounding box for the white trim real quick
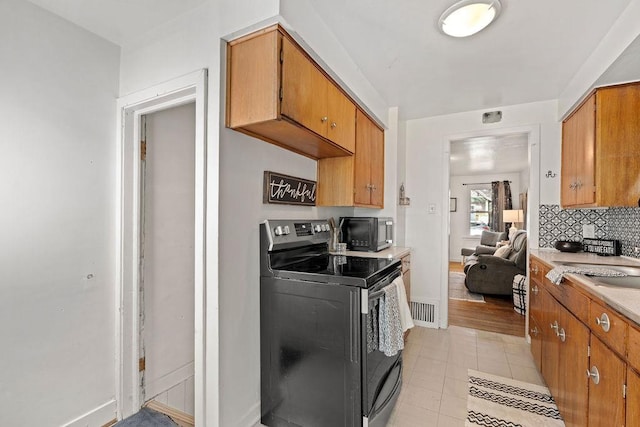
[442,124,540,333]
[115,69,209,425]
[61,399,117,427]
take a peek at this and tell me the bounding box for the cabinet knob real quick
[595,313,610,332]
[330,122,337,128]
[586,366,600,384]
[531,285,539,295]
[530,326,539,336]
[558,327,566,342]
[569,182,577,190]
[550,321,559,332]
[531,265,539,274]
[370,185,377,191]
[321,116,328,123]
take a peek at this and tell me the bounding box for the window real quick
[469,186,492,235]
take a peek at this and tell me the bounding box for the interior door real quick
[141,102,196,415]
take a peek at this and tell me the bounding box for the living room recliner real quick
[460,230,508,262]
[463,231,528,296]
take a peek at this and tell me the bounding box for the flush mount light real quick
[438,0,502,38]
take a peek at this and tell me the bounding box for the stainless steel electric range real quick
[260,219,403,427]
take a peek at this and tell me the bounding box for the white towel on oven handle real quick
[393,276,414,332]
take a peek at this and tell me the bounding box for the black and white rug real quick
[466,369,564,427]
[449,272,485,303]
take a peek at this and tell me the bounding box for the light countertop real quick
[531,248,640,326]
[336,246,411,259]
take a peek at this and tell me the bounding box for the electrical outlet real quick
[583,224,595,239]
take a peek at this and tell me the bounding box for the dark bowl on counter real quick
[555,240,583,253]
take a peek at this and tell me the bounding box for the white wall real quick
[558,0,640,118]
[449,172,524,262]
[404,100,560,326]
[0,1,120,425]
[119,2,391,425]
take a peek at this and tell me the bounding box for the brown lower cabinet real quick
[627,367,640,426]
[529,254,638,427]
[588,335,626,427]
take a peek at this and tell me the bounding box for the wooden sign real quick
[263,171,316,206]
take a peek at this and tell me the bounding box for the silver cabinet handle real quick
[576,180,583,189]
[586,366,600,384]
[321,116,328,123]
[558,328,566,342]
[530,326,539,336]
[370,185,377,191]
[550,320,559,333]
[330,122,337,128]
[531,285,539,295]
[531,265,539,274]
[595,313,610,332]
[569,182,577,190]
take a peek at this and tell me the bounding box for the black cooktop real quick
[272,254,401,288]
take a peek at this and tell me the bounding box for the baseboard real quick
[240,401,261,427]
[145,400,195,427]
[61,399,117,427]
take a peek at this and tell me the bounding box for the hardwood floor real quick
[448,261,525,337]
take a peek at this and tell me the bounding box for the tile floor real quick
[387,325,546,427]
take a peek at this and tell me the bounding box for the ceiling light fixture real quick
[438,0,502,38]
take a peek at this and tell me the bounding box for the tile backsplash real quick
[539,204,640,258]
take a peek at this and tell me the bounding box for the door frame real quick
[440,124,540,334]
[115,69,208,422]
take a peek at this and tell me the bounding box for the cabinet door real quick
[561,110,578,207]
[354,110,374,205]
[529,316,543,373]
[574,94,596,205]
[627,367,640,427]
[326,83,356,152]
[280,37,328,138]
[369,122,384,208]
[588,335,626,427]
[596,84,640,206]
[541,290,561,399]
[561,93,595,207]
[558,308,589,427]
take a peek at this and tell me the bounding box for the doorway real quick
[446,131,532,336]
[140,103,196,413]
[115,70,209,424]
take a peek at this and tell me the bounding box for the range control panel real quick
[263,219,331,250]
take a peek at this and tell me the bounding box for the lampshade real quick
[503,209,523,223]
[438,0,502,38]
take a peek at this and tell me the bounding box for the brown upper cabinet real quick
[561,82,640,208]
[226,25,356,159]
[317,110,385,208]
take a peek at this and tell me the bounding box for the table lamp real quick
[503,209,523,241]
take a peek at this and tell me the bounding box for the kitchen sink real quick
[555,261,640,276]
[554,261,640,289]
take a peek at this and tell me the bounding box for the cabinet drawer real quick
[589,299,628,357]
[529,259,544,283]
[628,324,640,372]
[544,276,590,324]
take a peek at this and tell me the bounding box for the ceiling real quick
[26,0,637,119]
[450,133,528,176]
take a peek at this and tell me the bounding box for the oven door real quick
[361,269,403,423]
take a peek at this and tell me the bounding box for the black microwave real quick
[340,217,394,252]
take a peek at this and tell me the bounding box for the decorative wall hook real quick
[545,170,557,178]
